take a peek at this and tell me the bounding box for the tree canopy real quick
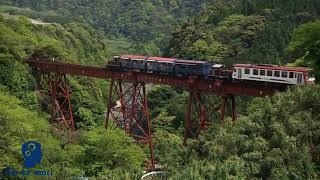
[166,0,320,65]
[288,20,320,82]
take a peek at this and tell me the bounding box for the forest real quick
[0,0,319,179]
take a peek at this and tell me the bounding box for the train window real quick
[267,70,272,76]
[260,70,265,76]
[281,71,288,78]
[274,71,280,77]
[253,69,258,75]
[244,68,250,74]
[289,72,294,78]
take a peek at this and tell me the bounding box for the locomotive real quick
[107,55,222,77]
[107,55,314,85]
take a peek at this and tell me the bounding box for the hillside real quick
[0,0,217,54]
[166,0,320,65]
[0,89,145,178]
[0,14,147,178]
[0,14,114,130]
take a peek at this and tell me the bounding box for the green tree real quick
[166,85,320,179]
[77,127,145,177]
[166,0,320,65]
[0,89,80,177]
[288,20,320,83]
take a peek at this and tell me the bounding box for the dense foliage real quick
[288,20,320,82]
[166,0,320,65]
[1,0,218,54]
[0,14,147,178]
[168,85,320,179]
[0,14,110,128]
[0,89,144,178]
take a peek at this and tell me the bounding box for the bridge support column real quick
[220,95,237,123]
[37,72,75,133]
[105,79,155,170]
[183,92,237,145]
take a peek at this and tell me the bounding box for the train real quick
[107,55,314,85]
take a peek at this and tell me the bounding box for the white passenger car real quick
[232,64,313,85]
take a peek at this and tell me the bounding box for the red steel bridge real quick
[25,57,288,169]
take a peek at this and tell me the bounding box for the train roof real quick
[234,64,312,72]
[120,55,146,60]
[120,55,176,62]
[119,55,211,64]
[175,59,208,64]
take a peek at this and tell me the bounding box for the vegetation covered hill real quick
[0,14,146,178]
[0,89,145,178]
[0,14,111,128]
[1,0,217,54]
[166,0,320,65]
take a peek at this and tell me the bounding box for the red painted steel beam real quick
[104,80,155,169]
[40,72,75,132]
[25,60,287,96]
